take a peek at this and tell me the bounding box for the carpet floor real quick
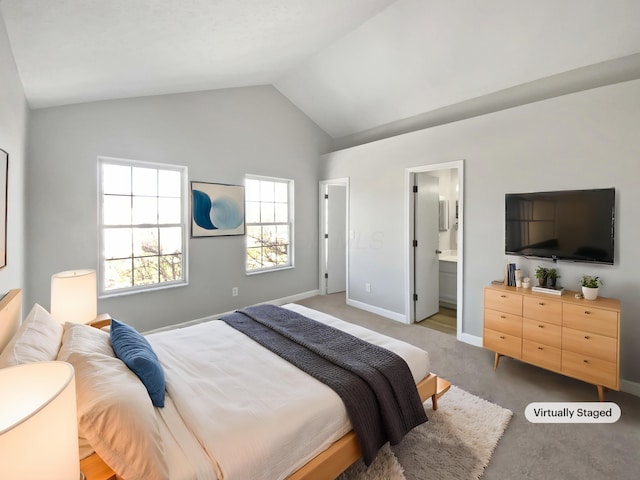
[339,386,512,480]
[295,293,640,480]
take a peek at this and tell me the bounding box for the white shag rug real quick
[339,385,512,480]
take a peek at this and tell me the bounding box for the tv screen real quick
[505,188,615,265]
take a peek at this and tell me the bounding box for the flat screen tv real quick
[505,188,615,265]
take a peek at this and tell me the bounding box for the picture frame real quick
[0,149,7,269]
[191,181,245,237]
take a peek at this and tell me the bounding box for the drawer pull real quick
[583,359,589,364]
[584,335,590,340]
[584,311,590,315]
[500,315,506,319]
[500,295,507,298]
[538,324,544,328]
[499,336,505,339]
[537,347,543,350]
[538,302,545,306]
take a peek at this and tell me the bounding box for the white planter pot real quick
[582,286,599,300]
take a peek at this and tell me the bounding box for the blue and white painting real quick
[191,182,245,237]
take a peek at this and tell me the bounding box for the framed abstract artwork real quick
[0,149,7,268]
[191,181,245,237]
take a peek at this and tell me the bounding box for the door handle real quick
[436,249,442,254]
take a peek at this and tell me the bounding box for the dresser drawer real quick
[484,328,522,359]
[523,296,562,325]
[484,308,522,337]
[563,304,618,337]
[562,350,618,389]
[484,289,522,316]
[562,327,617,363]
[522,318,561,348]
[523,339,561,372]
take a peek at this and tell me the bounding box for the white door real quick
[326,184,347,293]
[414,173,440,320]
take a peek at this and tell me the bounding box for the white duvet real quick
[147,304,430,480]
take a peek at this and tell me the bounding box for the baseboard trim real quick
[621,379,640,398]
[458,332,483,347]
[346,298,408,324]
[143,289,320,334]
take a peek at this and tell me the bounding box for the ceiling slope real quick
[0,0,395,109]
[274,0,640,138]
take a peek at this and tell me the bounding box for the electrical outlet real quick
[232,287,238,297]
[365,283,371,293]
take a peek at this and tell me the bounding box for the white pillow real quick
[56,322,114,361]
[66,350,169,480]
[0,303,63,367]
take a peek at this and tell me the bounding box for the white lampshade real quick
[51,269,97,324]
[0,362,81,480]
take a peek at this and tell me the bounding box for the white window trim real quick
[245,174,295,274]
[98,156,189,297]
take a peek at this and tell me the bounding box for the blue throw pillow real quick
[110,319,165,407]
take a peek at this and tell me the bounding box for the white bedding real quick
[147,303,430,480]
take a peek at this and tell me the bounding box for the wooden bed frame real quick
[0,289,450,480]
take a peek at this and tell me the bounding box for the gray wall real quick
[321,79,640,386]
[27,86,332,331]
[0,14,27,295]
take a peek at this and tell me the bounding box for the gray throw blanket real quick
[220,304,427,465]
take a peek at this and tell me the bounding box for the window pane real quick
[158,197,181,224]
[261,202,275,223]
[133,257,159,285]
[276,245,288,265]
[104,259,133,290]
[260,181,274,202]
[276,225,289,244]
[247,247,262,269]
[159,254,182,282]
[159,227,182,254]
[246,201,260,223]
[274,182,288,202]
[246,226,262,247]
[274,203,288,223]
[132,167,157,196]
[133,228,158,256]
[132,197,158,224]
[262,225,277,245]
[104,228,132,259]
[103,164,131,195]
[245,179,260,201]
[103,195,131,225]
[158,170,181,197]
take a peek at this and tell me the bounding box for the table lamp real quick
[51,269,97,324]
[0,361,83,480]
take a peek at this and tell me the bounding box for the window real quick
[98,157,188,296]
[245,175,294,273]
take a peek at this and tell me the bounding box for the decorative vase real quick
[582,286,599,300]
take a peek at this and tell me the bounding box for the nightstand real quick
[80,453,116,480]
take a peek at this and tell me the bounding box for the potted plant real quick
[547,268,560,288]
[580,275,602,300]
[534,266,549,287]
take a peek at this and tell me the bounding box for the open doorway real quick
[319,178,349,295]
[406,161,464,339]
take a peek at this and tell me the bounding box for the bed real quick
[0,289,449,480]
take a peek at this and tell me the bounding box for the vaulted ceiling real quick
[2,0,640,141]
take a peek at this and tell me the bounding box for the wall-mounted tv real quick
[505,188,615,265]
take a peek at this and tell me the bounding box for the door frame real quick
[319,178,350,296]
[405,161,464,340]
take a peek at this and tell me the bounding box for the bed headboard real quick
[0,289,22,353]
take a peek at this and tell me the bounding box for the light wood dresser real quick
[483,284,620,401]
